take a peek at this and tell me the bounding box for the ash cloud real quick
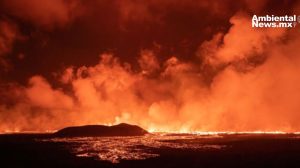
[0,19,20,70]
[0,1,300,132]
[1,0,82,30]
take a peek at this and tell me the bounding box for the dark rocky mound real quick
[54,123,148,137]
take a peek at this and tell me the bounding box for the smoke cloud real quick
[0,19,19,69]
[0,1,300,132]
[2,0,82,29]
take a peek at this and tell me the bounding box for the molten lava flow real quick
[42,132,300,163]
[45,133,225,163]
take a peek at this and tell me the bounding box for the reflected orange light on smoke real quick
[1,12,300,133]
